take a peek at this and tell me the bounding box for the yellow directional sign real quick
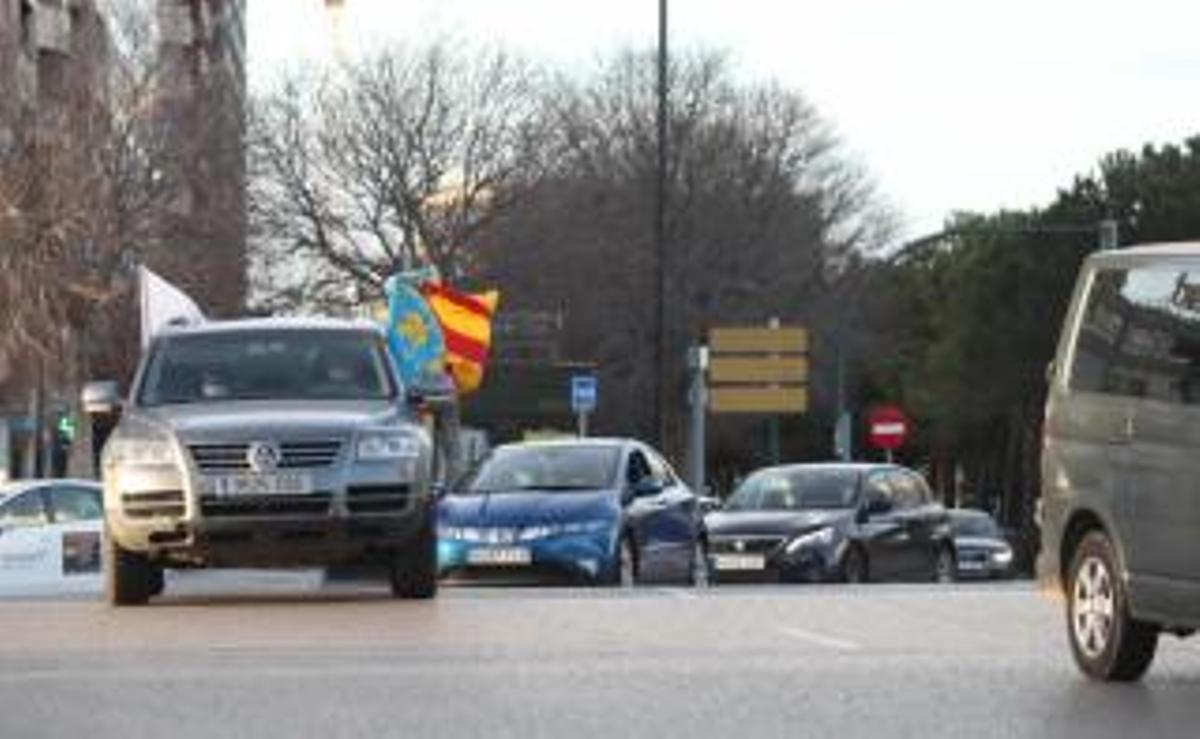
[709,387,808,414]
[709,356,808,384]
[707,324,809,415]
[709,327,808,354]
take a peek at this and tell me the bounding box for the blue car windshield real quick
[726,468,860,511]
[461,446,621,493]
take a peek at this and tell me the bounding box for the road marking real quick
[777,626,861,651]
[659,587,698,600]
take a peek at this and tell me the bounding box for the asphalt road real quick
[1,576,1198,739]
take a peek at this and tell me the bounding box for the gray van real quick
[1041,242,1200,681]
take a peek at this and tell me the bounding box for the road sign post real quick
[570,375,598,437]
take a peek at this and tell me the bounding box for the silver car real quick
[84,318,446,606]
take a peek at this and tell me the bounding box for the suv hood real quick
[705,509,852,537]
[132,400,404,442]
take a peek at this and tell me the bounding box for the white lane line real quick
[777,626,862,651]
[658,587,698,600]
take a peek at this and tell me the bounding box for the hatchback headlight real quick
[785,526,835,554]
[107,438,177,467]
[992,546,1014,565]
[356,431,421,461]
[518,520,612,541]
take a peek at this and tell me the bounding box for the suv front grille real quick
[122,490,186,518]
[199,493,334,517]
[346,484,411,514]
[189,441,343,471]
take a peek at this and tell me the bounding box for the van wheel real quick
[103,528,154,606]
[389,511,438,600]
[1067,531,1158,681]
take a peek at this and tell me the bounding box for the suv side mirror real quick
[81,381,121,417]
[407,372,456,412]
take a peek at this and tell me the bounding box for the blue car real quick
[437,438,709,586]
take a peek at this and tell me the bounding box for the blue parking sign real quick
[571,375,597,414]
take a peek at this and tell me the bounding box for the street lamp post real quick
[653,0,669,449]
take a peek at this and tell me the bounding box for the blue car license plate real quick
[467,547,532,566]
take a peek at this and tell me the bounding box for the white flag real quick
[139,266,205,349]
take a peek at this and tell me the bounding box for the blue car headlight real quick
[785,526,835,554]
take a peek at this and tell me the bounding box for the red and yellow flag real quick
[420,282,499,395]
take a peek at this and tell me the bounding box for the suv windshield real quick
[726,468,860,511]
[138,329,395,406]
[460,445,620,493]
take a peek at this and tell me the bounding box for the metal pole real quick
[1098,218,1119,251]
[31,357,45,478]
[686,345,707,493]
[653,0,669,449]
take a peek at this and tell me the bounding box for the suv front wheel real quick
[389,509,438,599]
[103,527,157,606]
[1067,530,1159,681]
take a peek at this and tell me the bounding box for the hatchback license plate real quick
[200,473,314,497]
[713,554,766,571]
[467,547,532,566]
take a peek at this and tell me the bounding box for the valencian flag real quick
[384,275,447,388]
[420,282,499,395]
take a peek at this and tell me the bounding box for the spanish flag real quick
[420,282,500,395]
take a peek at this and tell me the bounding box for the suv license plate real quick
[713,554,766,571]
[467,547,532,566]
[201,473,315,497]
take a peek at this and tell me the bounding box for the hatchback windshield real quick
[138,329,395,406]
[461,445,621,493]
[726,468,860,511]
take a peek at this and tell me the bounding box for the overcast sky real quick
[248,0,1200,241]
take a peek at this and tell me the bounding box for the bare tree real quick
[0,0,208,399]
[478,50,896,456]
[249,40,549,313]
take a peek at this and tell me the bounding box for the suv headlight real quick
[356,431,421,461]
[106,438,177,467]
[785,526,835,554]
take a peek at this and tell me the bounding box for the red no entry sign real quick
[868,405,909,451]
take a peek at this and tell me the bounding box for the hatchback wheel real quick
[934,546,956,583]
[616,536,637,588]
[842,546,869,584]
[1067,531,1158,681]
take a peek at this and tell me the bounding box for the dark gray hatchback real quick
[1041,242,1200,681]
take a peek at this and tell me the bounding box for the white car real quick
[0,479,104,596]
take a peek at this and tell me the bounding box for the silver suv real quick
[84,318,445,605]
